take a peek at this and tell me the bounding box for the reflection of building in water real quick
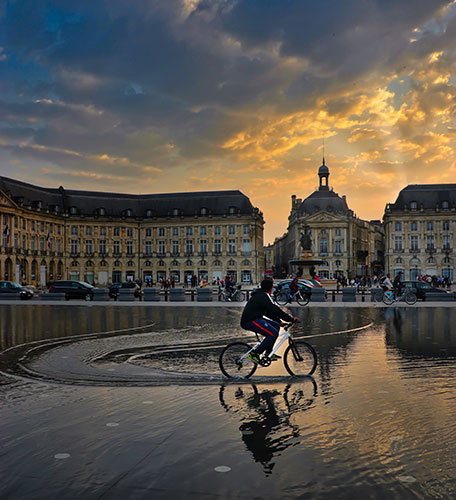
[219,382,317,475]
[385,308,456,358]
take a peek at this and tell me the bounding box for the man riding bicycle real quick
[240,278,299,363]
[393,271,404,299]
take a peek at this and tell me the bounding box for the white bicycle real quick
[219,322,317,379]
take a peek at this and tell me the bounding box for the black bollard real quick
[332,290,336,302]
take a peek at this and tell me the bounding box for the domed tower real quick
[318,157,329,191]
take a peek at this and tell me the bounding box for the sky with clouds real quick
[1,0,455,243]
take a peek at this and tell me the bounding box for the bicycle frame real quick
[239,324,293,362]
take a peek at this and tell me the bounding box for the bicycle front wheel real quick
[275,291,289,306]
[405,290,417,305]
[296,291,310,306]
[235,291,246,302]
[284,340,317,376]
[382,292,394,305]
[219,342,257,379]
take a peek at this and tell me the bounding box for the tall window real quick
[410,221,418,231]
[214,226,221,235]
[22,235,26,250]
[186,240,193,254]
[71,225,78,235]
[427,221,434,231]
[31,237,36,252]
[443,221,450,231]
[126,240,134,255]
[200,239,207,253]
[228,239,236,254]
[172,227,179,236]
[243,225,250,235]
[31,221,35,231]
[320,238,328,254]
[394,222,402,231]
[100,227,106,236]
[40,237,45,251]
[229,225,235,235]
[186,227,193,236]
[145,228,152,237]
[113,240,120,254]
[200,226,207,236]
[85,240,93,255]
[335,228,341,237]
[113,227,120,236]
[410,235,419,251]
[99,240,106,255]
[71,239,78,254]
[394,236,402,251]
[86,226,92,236]
[426,235,435,250]
[443,235,451,250]
[145,240,152,256]
[159,228,165,237]
[335,240,342,254]
[57,239,61,253]
[172,240,179,255]
[158,240,166,254]
[214,239,221,254]
[242,239,251,254]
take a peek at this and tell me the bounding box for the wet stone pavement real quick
[1,305,456,499]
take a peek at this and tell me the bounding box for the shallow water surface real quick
[1,306,456,499]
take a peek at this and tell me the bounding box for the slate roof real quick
[0,176,256,217]
[389,184,456,211]
[298,189,350,215]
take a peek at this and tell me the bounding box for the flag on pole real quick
[2,224,9,245]
[46,233,51,250]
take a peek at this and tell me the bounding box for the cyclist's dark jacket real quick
[240,289,294,326]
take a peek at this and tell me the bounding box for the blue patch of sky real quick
[387,75,412,111]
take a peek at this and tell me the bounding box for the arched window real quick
[172,208,179,216]
[70,206,78,215]
[213,259,221,266]
[97,207,106,216]
[158,260,165,266]
[427,257,435,264]
[229,206,236,215]
[171,260,179,267]
[442,200,449,209]
[200,207,207,215]
[228,259,235,266]
[86,260,93,267]
[144,260,152,267]
[71,260,78,267]
[200,259,206,266]
[127,260,134,267]
[146,209,153,217]
[396,257,402,264]
[114,260,121,267]
[186,259,192,266]
[242,259,250,266]
[410,201,417,210]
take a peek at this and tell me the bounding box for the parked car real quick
[108,282,141,299]
[403,280,455,301]
[0,281,34,300]
[48,280,94,300]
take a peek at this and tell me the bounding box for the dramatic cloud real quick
[1,0,455,242]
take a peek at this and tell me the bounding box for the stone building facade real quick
[383,184,456,280]
[0,177,264,287]
[268,160,384,279]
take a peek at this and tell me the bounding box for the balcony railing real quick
[393,248,404,253]
[242,251,251,256]
[425,247,435,254]
[70,252,79,258]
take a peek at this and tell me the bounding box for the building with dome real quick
[266,159,384,280]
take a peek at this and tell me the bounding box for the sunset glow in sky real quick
[1,1,455,243]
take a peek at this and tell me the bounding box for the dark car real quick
[403,280,455,301]
[48,280,94,300]
[0,281,34,300]
[109,282,141,299]
[272,279,313,300]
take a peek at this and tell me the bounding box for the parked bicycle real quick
[273,286,310,306]
[219,322,317,378]
[219,285,245,302]
[377,288,417,305]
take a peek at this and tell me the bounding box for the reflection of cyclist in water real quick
[219,382,317,475]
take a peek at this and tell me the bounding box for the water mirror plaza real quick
[1,303,456,499]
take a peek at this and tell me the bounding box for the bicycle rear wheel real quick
[284,340,317,376]
[219,342,257,379]
[296,291,310,306]
[235,291,246,302]
[404,290,417,305]
[382,292,394,305]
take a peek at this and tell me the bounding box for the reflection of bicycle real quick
[219,286,245,302]
[219,322,317,378]
[380,288,417,305]
[273,287,310,306]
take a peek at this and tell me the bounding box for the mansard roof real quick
[0,176,256,218]
[389,184,456,211]
[298,189,350,216]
